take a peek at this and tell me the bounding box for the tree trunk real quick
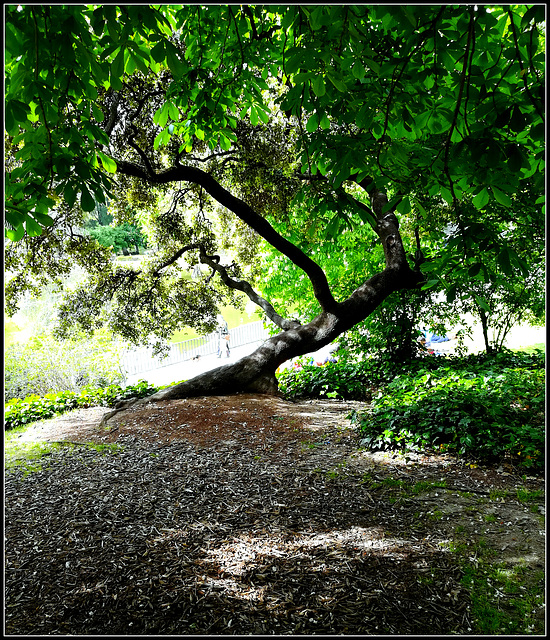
[100,265,414,426]
[479,308,493,353]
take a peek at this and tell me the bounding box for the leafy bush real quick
[277,359,377,400]
[351,362,545,469]
[4,332,127,401]
[4,380,160,431]
[278,348,544,469]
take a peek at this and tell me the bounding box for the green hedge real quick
[351,364,545,469]
[4,380,161,431]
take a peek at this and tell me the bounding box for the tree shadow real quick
[5,444,472,635]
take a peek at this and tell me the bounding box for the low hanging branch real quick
[116,157,338,313]
[198,247,301,331]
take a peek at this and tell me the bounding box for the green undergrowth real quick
[279,348,544,471]
[3,380,169,431]
[351,364,544,470]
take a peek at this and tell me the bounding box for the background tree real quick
[5,5,545,403]
[88,221,148,256]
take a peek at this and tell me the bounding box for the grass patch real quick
[515,488,544,503]
[5,424,123,476]
[516,342,545,354]
[450,529,545,634]
[460,560,544,634]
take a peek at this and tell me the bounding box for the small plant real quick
[411,479,447,494]
[489,489,509,501]
[515,488,544,503]
[4,379,165,430]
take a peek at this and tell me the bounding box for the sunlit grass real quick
[5,421,122,475]
[516,342,545,354]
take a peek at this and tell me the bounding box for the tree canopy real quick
[4,4,545,394]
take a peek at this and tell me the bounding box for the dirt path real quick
[5,395,545,634]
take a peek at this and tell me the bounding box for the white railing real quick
[121,320,269,375]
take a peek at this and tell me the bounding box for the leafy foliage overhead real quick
[6,4,545,238]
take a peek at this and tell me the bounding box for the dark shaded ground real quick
[5,397,544,635]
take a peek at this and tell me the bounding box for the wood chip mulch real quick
[5,394,542,635]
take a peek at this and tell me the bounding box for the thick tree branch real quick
[116,158,338,312]
[198,247,301,331]
[150,243,202,277]
[355,178,417,279]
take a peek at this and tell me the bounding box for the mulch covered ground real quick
[5,394,544,635]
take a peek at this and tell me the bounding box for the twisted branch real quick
[198,247,300,330]
[116,158,338,312]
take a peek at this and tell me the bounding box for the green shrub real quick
[277,359,376,400]
[351,364,544,469]
[4,332,127,401]
[4,380,161,431]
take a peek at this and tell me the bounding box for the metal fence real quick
[121,320,269,375]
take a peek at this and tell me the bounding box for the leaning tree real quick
[5,5,545,409]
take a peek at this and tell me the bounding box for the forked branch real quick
[198,247,300,331]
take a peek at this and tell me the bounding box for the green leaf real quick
[25,215,43,237]
[351,61,365,80]
[446,284,457,303]
[472,187,489,210]
[168,101,179,121]
[396,196,411,214]
[154,129,170,149]
[80,185,96,212]
[97,151,117,173]
[468,262,482,277]
[509,105,526,132]
[285,52,303,75]
[64,185,77,208]
[5,222,25,242]
[491,186,511,207]
[151,40,166,63]
[111,47,125,82]
[312,76,326,97]
[319,113,330,130]
[32,211,55,227]
[497,248,513,277]
[165,43,184,77]
[306,112,319,133]
[129,49,150,75]
[219,133,232,151]
[257,107,270,125]
[364,58,381,76]
[154,102,170,128]
[326,215,340,238]
[474,294,491,313]
[440,186,454,205]
[91,104,104,123]
[327,72,347,92]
